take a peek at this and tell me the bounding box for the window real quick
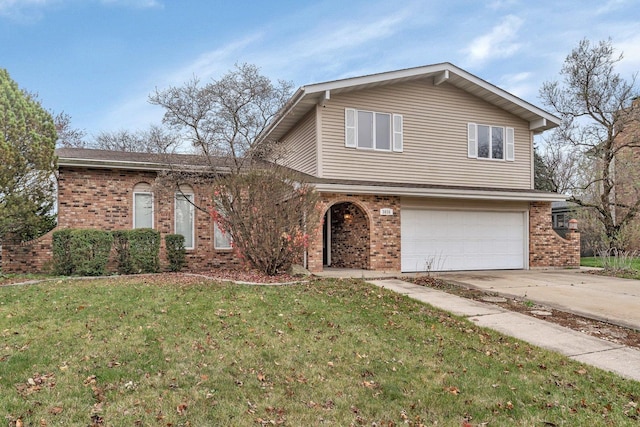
[133,183,153,229]
[175,188,195,249]
[345,108,403,152]
[553,213,568,229]
[468,123,514,161]
[214,222,232,250]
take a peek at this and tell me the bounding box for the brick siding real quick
[529,201,580,268]
[1,166,240,274]
[307,194,401,273]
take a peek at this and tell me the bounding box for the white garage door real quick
[401,209,526,272]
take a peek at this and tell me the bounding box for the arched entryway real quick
[323,202,370,269]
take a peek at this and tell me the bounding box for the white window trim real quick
[214,222,233,250]
[133,191,154,229]
[467,123,514,161]
[345,108,403,152]
[175,192,195,250]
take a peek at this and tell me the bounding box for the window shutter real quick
[345,108,356,148]
[506,127,515,161]
[392,114,403,152]
[467,123,477,158]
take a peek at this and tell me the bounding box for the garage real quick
[401,209,526,272]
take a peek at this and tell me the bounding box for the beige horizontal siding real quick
[278,110,317,175]
[320,80,534,189]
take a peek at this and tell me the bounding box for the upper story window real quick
[175,185,195,250]
[133,182,153,229]
[468,123,514,161]
[345,108,403,152]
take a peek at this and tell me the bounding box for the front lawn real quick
[581,256,640,279]
[1,276,639,426]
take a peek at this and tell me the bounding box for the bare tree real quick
[535,133,584,194]
[540,38,640,250]
[92,125,176,153]
[54,112,86,148]
[149,64,319,275]
[149,63,293,172]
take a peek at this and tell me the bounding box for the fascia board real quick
[313,183,567,202]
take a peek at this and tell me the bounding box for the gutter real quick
[313,183,567,202]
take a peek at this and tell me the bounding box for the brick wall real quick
[1,166,240,274]
[1,231,55,274]
[307,193,401,273]
[529,201,580,268]
[329,202,370,269]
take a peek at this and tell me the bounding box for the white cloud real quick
[0,0,47,9]
[596,0,630,14]
[0,0,52,20]
[99,0,162,9]
[499,71,537,100]
[165,33,265,84]
[463,14,524,67]
[291,10,410,61]
[616,33,640,76]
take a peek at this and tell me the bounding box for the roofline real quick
[57,156,225,173]
[259,62,561,141]
[313,183,567,202]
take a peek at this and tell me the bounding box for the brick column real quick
[529,201,580,268]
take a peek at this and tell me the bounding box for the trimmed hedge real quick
[165,234,186,272]
[52,229,74,275]
[112,229,160,274]
[52,229,113,276]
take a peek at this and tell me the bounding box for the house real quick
[260,62,579,272]
[1,149,241,273]
[1,62,579,274]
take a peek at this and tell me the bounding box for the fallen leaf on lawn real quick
[257,372,266,382]
[176,403,188,415]
[575,368,587,375]
[445,386,460,395]
[16,419,23,427]
[49,406,63,415]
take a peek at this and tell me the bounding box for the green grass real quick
[1,276,639,426]
[581,256,640,279]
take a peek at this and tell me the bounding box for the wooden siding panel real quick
[278,110,317,175]
[320,80,533,189]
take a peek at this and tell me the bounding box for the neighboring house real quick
[2,62,579,274]
[551,201,573,238]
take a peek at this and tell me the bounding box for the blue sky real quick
[1,0,639,138]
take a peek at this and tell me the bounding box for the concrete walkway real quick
[367,278,640,382]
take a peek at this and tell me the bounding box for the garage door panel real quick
[401,209,525,272]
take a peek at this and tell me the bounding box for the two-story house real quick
[1,63,579,274]
[261,62,579,272]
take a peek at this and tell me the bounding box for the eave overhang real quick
[259,62,561,143]
[313,183,567,203]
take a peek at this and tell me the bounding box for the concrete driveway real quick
[440,269,640,330]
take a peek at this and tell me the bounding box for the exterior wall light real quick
[568,218,578,231]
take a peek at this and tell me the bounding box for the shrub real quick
[68,229,113,276]
[165,234,186,272]
[210,167,320,276]
[113,229,160,274]
[52,229,74,275]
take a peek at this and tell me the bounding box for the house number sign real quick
[380,208,394,216]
